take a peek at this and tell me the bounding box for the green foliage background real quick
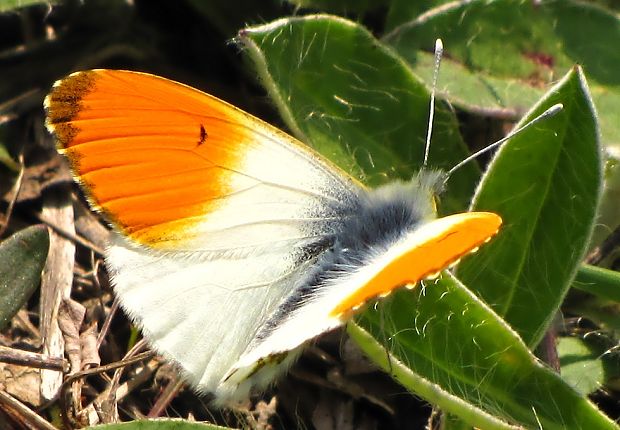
[1,1,619,429]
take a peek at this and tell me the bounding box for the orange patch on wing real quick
[330,212,502,317]
[45,70,274,248]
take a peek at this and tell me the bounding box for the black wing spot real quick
[197,124,208,146]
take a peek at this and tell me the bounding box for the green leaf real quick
[0,0,57,12]
[558,337,605,396]
[0,225,49,331]
[288,0,387,14]
[238,14,478,212]
[573,265,620,303]
[397,49,543,118]
[86,419,232,430]
[385,0,453,32]
[457,67,602,347]
[239,13,613,428]
[351,273,618,429]
[383,0,620,146]
[0,124,20,171]
[592,151,620,249]
[0,144,19,172]
[566,266,620,335]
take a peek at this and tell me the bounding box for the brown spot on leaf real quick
[523,51,554,69]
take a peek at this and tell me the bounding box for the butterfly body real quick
[45,70,501,405]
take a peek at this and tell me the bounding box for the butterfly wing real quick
[225,211,501,391]
[45,70,360,401]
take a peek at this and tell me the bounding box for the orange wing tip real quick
[330,211,502,317]
[45,72,104,213]
[44,70,97,149]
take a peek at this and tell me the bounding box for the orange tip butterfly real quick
[44,69,502,405]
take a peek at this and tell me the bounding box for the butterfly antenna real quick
[446,103,564,178]
[423,39,443,168]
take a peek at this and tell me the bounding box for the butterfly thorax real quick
[253,170,445,341]
[309,170,444,288]
[340,172,444,254]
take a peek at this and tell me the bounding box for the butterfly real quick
[44,69,501,405]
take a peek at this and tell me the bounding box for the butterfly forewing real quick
[45,70,360,402]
